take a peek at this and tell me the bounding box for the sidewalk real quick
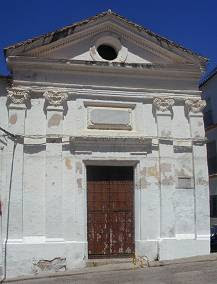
[4,253,217,283]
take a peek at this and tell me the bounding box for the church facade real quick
[0,11,210,278]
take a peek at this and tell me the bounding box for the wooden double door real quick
[87,166,134,258]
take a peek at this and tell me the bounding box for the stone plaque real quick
[87,107,132,130]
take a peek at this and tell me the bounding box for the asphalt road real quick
[5,260,217,284]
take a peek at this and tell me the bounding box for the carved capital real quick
[44,90,68,106]
[153,97,175,112]
[7,88,30,104]
[185,99,206,113]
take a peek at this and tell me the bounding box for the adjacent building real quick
[200,67,217,226]
[0,10,210,278]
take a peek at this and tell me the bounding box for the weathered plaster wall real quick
[0,10,210,279]
[0,75,210,278]
[0,49,210,279]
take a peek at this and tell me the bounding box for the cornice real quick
[70,135,150,146]
[6,85,202,106]
[13,82,202,96]
[8,56,201,80]
[25,22,186,64]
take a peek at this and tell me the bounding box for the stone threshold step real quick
[86,257,132,267]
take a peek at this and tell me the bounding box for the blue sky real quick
[0,0,217,79]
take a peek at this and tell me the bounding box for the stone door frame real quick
[82,158,142,260]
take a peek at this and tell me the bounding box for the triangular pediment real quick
[4,10,207,66]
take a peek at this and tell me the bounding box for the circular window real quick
[97,44,117,61]
[90,33,128,63]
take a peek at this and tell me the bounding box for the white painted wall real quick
[0,27,210,279]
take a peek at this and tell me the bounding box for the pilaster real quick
[185,99,210,241]
[23,138,46,238]
[136,143,160,259]
[6,88,29,240]
[44,91,67,240]
[153,97,176,239]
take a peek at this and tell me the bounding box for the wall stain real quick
[168,227,175,237]
[140,166,159,188]
[140,176,150,189]
[48,114,62,128]
[32,257,66,274]
[140,167,146,176]
[65,158,72,170]
[147,165,159,177]
[77,178,82,190]
[197,177,208,186]
[162,176,174,186]
[76,162,82,174]
[161,130,172,137]
[161,163,172,175]
[9,113,17,125]
[175,167,192,177]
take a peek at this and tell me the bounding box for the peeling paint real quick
[140,167,146,176]
[197,177,208,186]
[9,113,17,125]
[76,161,82,174]
[161,175,174,185]
[65,157,72,170]
[175,167,192,177]
[168,227,175,237]
[48,114,62,128]
[147,165,159,177]
[77,178,82,189]
[32,257,66,274]
[161,130,172,137]
[140,176,150,188]
[161,163,172,174]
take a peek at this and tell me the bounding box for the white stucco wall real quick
[0,69,210,278]
[0,18,210,278]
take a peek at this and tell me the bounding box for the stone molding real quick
[7,88,30,105]
[153,97,175,112]
[44,90,68,106]
[185,99,206,113]
[26,23,179,63]
[70,135,150,145]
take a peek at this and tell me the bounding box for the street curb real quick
[3,264,135,283]
[149,252,217,267]
[3,253,217,283]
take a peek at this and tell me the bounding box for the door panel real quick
[87,167,134,258]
